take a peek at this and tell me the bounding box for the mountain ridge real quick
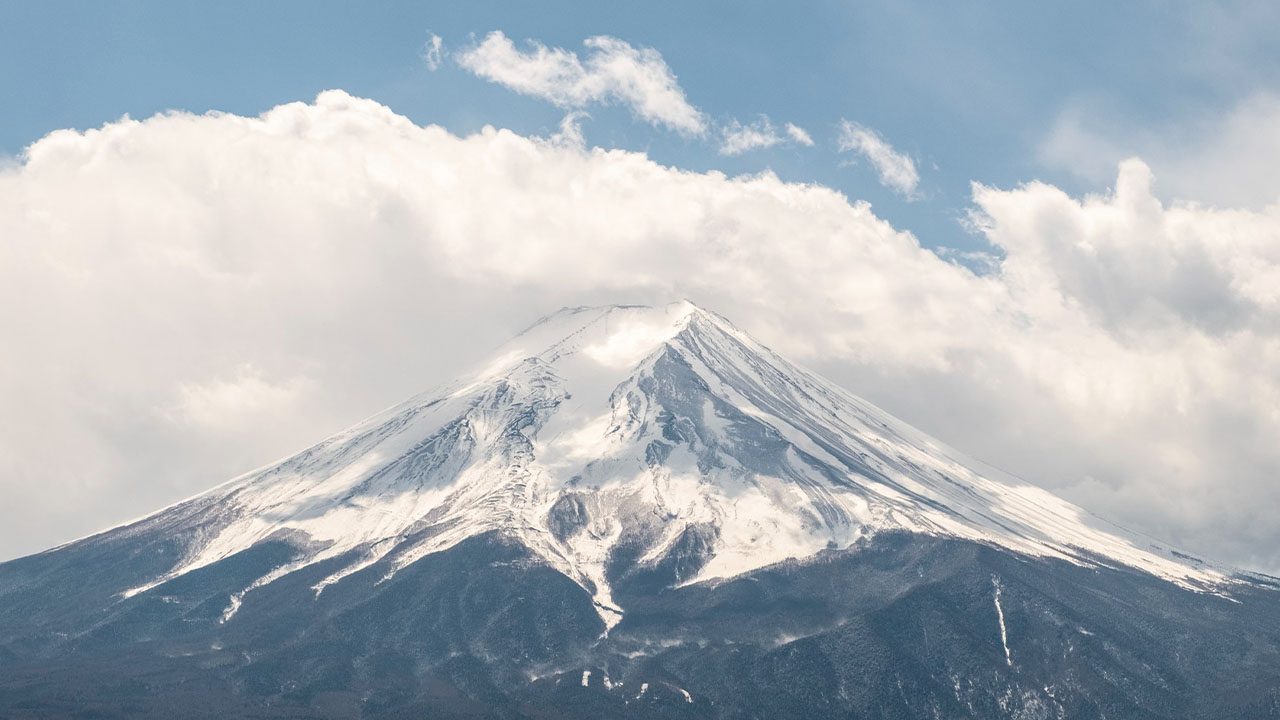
[58,301,1231,628]
[3,301,1279,719]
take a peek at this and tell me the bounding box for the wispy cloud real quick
[549,111,589,149]
[719,117,782,155]
[837,120,920,198]
[785,123,814,146]
[452,31,814,156]
[719,116,814,156]
[457,31,706,135]
[422,33,444,71]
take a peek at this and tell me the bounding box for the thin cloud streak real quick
[837,119,920,198]
[785,122,814,146]
[422,33,444,71]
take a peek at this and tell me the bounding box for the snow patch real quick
[993,575,1012,667]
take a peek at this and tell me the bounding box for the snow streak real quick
[992,575,1012,667]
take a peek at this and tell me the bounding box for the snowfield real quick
[112,301,1229,626]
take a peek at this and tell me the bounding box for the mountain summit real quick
[115,301,1222,621]
[2,302,1277,719]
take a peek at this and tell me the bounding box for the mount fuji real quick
[2,302,1278,719]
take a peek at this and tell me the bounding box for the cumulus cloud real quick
[1041,93,1280,209]
[456,31,706,135]
[837,119,920,198]
[2,92,1279,575]
[718,116,813,156]
[422,32,444,71]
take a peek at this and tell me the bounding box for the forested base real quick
[2,531,1278,719]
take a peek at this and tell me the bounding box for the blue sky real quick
[6,0,1279,253]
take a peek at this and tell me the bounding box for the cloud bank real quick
[837,119,921,198]
[457,31,706,135]
[3,92,1279,574]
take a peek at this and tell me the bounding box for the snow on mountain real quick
[111,301,1227,627]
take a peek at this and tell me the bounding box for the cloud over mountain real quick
[2,91,1278,573]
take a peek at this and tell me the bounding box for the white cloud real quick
[837,119,921,198]
[1040,93,1280,209]
[422,32,444,71]
[168,364,313,429]
[456,31,706,135]
[549,111,589,149]
[719,117,783,155]
[718,116,814,156]
[785,122,814,146]
[2,92,1279,576]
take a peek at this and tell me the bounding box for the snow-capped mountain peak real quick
[114,301,1227,626]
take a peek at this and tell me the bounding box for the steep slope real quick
[1,301,1276,719]
[105,302,1223,622]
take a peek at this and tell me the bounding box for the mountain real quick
[2,301,1278,719]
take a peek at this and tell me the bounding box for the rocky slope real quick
[1,302,1276,719]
